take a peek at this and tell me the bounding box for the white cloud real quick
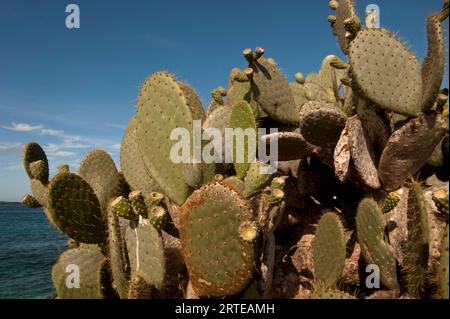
[0,142,24,152]
[2,122,43,132]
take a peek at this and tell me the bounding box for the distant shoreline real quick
[0,201,22,205]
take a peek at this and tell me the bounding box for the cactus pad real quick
[23,142,49,181]
[229,101,258,178]
[48,173,105,244]
[349,28,422,116]
[261,131,315,161]
[347,115,381,189]
[79,149,121,215]
[250,57,298,125]
[334,122,351,182]
[136,71,198,205]
[333,0,358,54]
[421,14,446,112]
[379,114,445,192]
[30,178,48,208]
[356,198,398,289]
[120,117,161,196]
[51,248,107,299]
[21,194,41,208]
[312,212,347,288]
[125,219,166,290]
[299,101,346,147]
[180,182,255,297]
[436,224,449,299]
[404,182,429,297]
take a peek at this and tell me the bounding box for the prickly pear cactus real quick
[180,182,256,297]
[136,72,204,205]
[403,182,429,297]
[51,247,108,299]
[312,212,347,289]
[356,198,398,290]
[48,173,105,244]
[23,142,49,182]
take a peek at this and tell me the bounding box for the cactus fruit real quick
[148,206,169,231]
[403,182,429,297]
[299,101,346,147]
[79,149,121,215]
[135,72,203,205]
[356,198,398,290]
[21,194,41,208]
[421,14,446,112]
[229,101,258,178]
[348,28,422,117]
[347,115,381,189]
[23,142,49,182]
[382,192,401,214]
[312,212,347,289]
[379,113,445,192]
[120,117,161,196]
[125,218,166,290]
[180,182,255,297]
[48,173,105,244]
[51,247,108,299]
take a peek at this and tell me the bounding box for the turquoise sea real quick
[0,204,67,299]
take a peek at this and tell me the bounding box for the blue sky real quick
[0,0,448,201]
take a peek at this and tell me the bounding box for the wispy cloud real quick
[105,124,126,130]
[0,142,24,153]
[2,122,43,132]
[142,34,183,48]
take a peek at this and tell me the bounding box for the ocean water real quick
[0,204,67,299]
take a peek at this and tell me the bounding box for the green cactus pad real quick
[348,28,422,116]
[356,198,398,290]
[316,55,347,94]
[51,248,107,299]
[120,116,161,196]
[30,178,48,208]
[382,191,400,214]
[136,72,201,205]
[21,194,41,208]
[260,131,315,161]
[57,164,70,175]
[178,81,206,123]
[128,191,147,217]
[180,182,255,297]
[421,14,446,112]
[243,162,272,198]
[222,176,246,195]
[29,160,49,183]
[111,196,134,220]
[436,224,449,299]
[379,113,445,192]
[48,173,105,244]
[249,57,298,125]
[228,80,266,119]
[347,115,381,189]
[203,105,232,160]
[23,142,49,182]
[312,212,347,289]
[299,101,347,147]
[107,206,129,299]
[404,182,429,297]
[183,162,203,189]
[229,101,258,178]
[79,149,121,215]
[290,82,312,112]
[125,219,166,290]
[333,0,358,54]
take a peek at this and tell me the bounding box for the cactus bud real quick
[243,48,254,63]
[22,194,41,208]
[239,221,258,242]
[254,47,265,60]
[328,0,339,10]
[330,56,349,69]
[294,72,305,84]
[328,15,337,24]
[149,205,168,230]
[146,192,164,209]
